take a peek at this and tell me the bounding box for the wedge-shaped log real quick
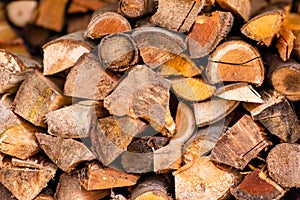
[210,115,270,170]
[42,31,95,75]
[35,133,95,172]
[276,29,295,61]
[216,0,251,21]
[206,40,264,86]
[118,0,156,18]
[13,70,70,127]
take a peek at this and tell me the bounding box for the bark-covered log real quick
[118,0,156,18]
[216,0,251,21]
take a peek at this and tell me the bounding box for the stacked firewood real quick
[0,0,300,199]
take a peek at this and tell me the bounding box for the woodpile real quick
[0,0,300,199]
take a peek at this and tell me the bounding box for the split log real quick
[187,11,234,58]
[173,156,241,200]
[243,89,300,143]
[69,0,107,12]
[34,194,54,200]
[216,0,251,21]
[293,31,300,62]
[35,133,96,172]
[64,53,119,100]
[84,12,131,39]
[13,70,70,127]
[11,157,45,169]
[131,175,171,200]
[42,31,95,75]
[171,78,216,101]
[0,157,57,200]
[206,40,264,86]
[79,161,140,190]
[193,97,239,127]
[118,0,156,18]
[267,143,300,188]
[150,0,204,33]
[231,169,285,200]
[90,116,146,166]
[98,33,139,72]
[0,182,16,200]
[214,83,263,103]
[55,172,110,200]
[250,0,268,17]
[241,9,286,46]
[276,29,295,61]
[132,27,187,68]
[104,65,175,136]
[156,54,203,77]
[67,14,92,33]
[210,115,270,170]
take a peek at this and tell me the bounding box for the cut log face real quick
[214,82,264,103]
[206,40,264,86]
[241,9,286,46]
[84,12,131,39]
[0,158,57,200]
[174,156,241,200]
[210,115,270,170]
[187,11,234,58]
[118,0,156,18]
[104,65,175,136]
[132,27,187,68]
[42,31,95,75]
[35,133,96,172]
[150,0,204,33]
[6,1,37,27]
[216,0,251,21]
[0,182,16,200]
[55,172,110,200]
[267,143,300,188]
[64,53,119,100]
[13,70,70,127]
[276,29,295,61]
[79,161,140,190]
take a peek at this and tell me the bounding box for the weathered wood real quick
[0,182,16,200]
[210,115,270,170]
[118,0,156,18]
[42,31,95,75]
[13,70,70,127]
[206,40,264,86]
[276,29,295,61]
[104,65,175,136]
[98,33,139,72]
[67,14,92,33]
[84,11,131,39]
[187,11,234,58]
[11,157,45,169]
[132,27,187,68]
[70,0,107,12]
[64,53,119,100]
[216,0,251,21]
[55,172,110,200]
[79,161,140,190]
[173,156,241,200]
[171,78,216,101]
[293,31,300,62]
[35,133,96,172]
[267,143,300,188]
[150,0,204,32]
[250,0,268,17]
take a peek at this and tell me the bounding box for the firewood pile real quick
[0,0,300,199]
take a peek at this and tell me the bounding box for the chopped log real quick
[67,1,89,14]
[156,54,203,77]
[193,97,239,127]
[241,9,286,46]
[187,11,234,58]
[276,29,295,61]
[35,0,68,32]
[171,78,216,101]
[293,31,300,62]
[84,12,131,39]
[131,175,171,200]
[0,182,16,200]
[35,133,96,172]
[206,40,264,86]
[42,31,95,75]
[11,157,45,169]
[132,27,187,68]
[98,33,139,72]
[90,116,146,166]
[67,14,92,33]
[13,70,70,127]
[243,89,300,143]
[214,83,263,103]
[34,194,54,200]
[267,143,300,188]
[104,65,175,136]
[231,169,285,200]
[79,161,140,190]
[210,115,270,170]
[173,156,241,200]
[0,157,57,200]
[71,0,107,11]
[150,0,204,33]
[118,0,156,18]
[216,0,251,21]
[64,53,119,100]
[55,172,110,200]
